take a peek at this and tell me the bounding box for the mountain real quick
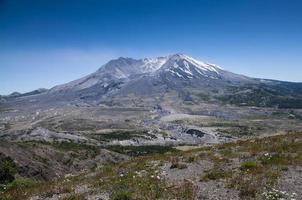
[1,54,302,194]
[42,53,253,102]
[2,54,302,108]
[50,54,252,93]
[49,56,168,92]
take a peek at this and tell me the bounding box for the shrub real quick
[170,157,187,169]
[259,153,283,165]
[4,178,35,191]
[174,180,197,199]
[240,161,259,171]
[111,191,134,200]
[186,156,196,163]
[228,173,261,198]
[201,168,232,181]
[0,154,17,184]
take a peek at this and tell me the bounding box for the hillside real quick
[0,54,302,200]
[1,132,301,200]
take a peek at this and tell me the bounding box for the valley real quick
[0,54,301,200]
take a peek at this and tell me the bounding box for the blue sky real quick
[1,0,302,94]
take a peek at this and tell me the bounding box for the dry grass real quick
[2,132,301,199]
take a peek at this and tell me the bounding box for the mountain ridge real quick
[48,53,251,93]
[2,53,302,109]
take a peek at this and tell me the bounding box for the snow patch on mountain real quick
[177,54,220,73]
[141,57,169,72]
[182,61,193,75]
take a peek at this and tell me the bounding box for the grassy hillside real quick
[1,132,301,200]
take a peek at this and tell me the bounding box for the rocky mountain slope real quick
[3,54,302,108]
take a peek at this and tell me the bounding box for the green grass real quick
[106,145,178,157]
[92,130,156,141]
[4,178,36,191]
[216,126,261,137]
[240,161,259,171]
[51,141,98,153]
[16,141,100,164]
[111,190,134,200]
[215,85,302,109]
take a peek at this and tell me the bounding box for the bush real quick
[170,157,187,169]
[240,161,258,171]
[186,156,196,163]
[111,191,133,200]
[0,154,17,184]
[201,168,232,181]
[259,153,283,165]
[174,180,197,199]
[5,178,36,191]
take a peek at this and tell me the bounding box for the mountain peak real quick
[168,53,186,58]
[50,54,228,93]
[158,54,222,78]
[99,54,221,74]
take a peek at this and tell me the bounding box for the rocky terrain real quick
[0,54,302,199]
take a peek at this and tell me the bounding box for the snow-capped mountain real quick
[50,53,251,93]
[3,54,302,109]
[160,54,222,77]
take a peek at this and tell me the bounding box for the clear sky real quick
[1,0,302,95]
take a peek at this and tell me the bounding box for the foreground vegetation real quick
[1,132,301,200]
